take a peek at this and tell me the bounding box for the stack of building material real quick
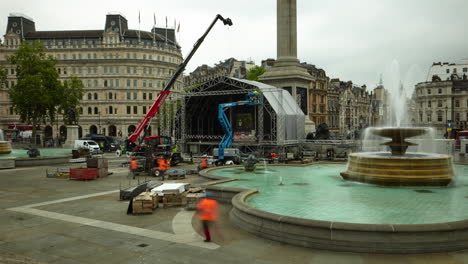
[151,183,190,208]
[119,180,163,200]
[132,192,158,214]
[186,188,205,210]
[162,192,187,208]
[166,169,186,180]
[69,168,98,180]
[87,157,108,177]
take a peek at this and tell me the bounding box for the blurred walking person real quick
[196,193,218,242]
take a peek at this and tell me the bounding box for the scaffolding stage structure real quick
[174,76,305,158]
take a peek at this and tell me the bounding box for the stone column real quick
[276,0,298,65]
[63,125,79,149]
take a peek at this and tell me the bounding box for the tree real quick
[246,66,266,81]
[58,77,84,125]
[0,67,6,88]
[7,40,63,144]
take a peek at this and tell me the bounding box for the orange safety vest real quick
[130,160,138,170]
[165,159,171,169]
[157,158,166,171]
[270,153,278,159]
[197,198,218,221]
[200,158,208,168]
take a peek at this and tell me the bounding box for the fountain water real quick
[0,129,12,154]
[342,60,453,186]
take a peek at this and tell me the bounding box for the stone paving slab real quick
[1,158,468,263]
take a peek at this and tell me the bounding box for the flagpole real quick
[138,11,141,43]
[153,13,156,45]
[165,16,168,47]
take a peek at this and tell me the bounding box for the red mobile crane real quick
[127,14,233,175]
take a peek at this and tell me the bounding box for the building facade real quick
[427,61,468,82]
[328,78,373,138]
[184,58,255,88]
[414,79,468,138]
[301,63,329,126]
[0,13,183,141]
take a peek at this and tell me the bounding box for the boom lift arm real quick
[217,92,263,160]
[129,14,233,144]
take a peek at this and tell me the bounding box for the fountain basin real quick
[341,152,454,186]
[198,164,468,253]
[0,141,12,154]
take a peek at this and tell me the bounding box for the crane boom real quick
[129,14,233,143]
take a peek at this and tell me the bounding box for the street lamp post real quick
[445,106,448,139]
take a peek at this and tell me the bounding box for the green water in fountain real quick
[0,148,72,159]
[213,164,468,224]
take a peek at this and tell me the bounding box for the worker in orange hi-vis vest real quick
[196,193,219,242]
[157,156,167,180]
[198,155,209,171]
[129,156,138,179]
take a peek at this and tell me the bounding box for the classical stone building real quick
[301,63,329,126]
[328,79,373,138]
[427,61,468,82]
[184,58,255,87]
[0,13,183,140]
[414,79,468,138]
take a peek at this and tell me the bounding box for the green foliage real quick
[246,66,266,81]
[59,77,84,124]
[0,67,6,88]
[7,40,83,143]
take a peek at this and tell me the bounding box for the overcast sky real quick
[1,0,467,88]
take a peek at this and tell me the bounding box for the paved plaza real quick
[1,156,468,264]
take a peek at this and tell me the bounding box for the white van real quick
[74,140,100,152]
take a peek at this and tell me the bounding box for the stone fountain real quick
[340,127,454,186]
[0,129,12,154]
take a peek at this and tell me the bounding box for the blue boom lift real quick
[213,91,263,165]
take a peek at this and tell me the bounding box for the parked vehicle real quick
[74,140,100,152]
[81,134,119,152]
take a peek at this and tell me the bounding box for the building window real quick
[127,92,131,99]
[88,107,92,115]
[456,100,460,107]
[133,67,137,74]
[127,106,131,114]
[133,106,138,114]
[133,53,137,59]
[104,80,108,87]
[143,80,146,88]
[438,88,442,94]
[110,80,114,87]
[133,80,137,87]
[143,93,147,100]
[149,93,153,100]
[427,113,432,122]
[94,107,98,115]
[437,101,442,107]
[463,68,468,73]
[115,79,119,87]
[143,106,147,114]
[87,93,92,100]
[109,92,113,100]
[109,106,113,114]
[437,112,443,122]
[456,112,460,122]
[127,67,130,74]
[428,101,431,108]
[87,80,91,87]
[94,93,98,100]
[104,66,108,73]
[133,93,137,100]
[127,80,131,87]
[446,69,450,73]
[94,80,98,87]
[149,80,153,87]
[427,89,431,94]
